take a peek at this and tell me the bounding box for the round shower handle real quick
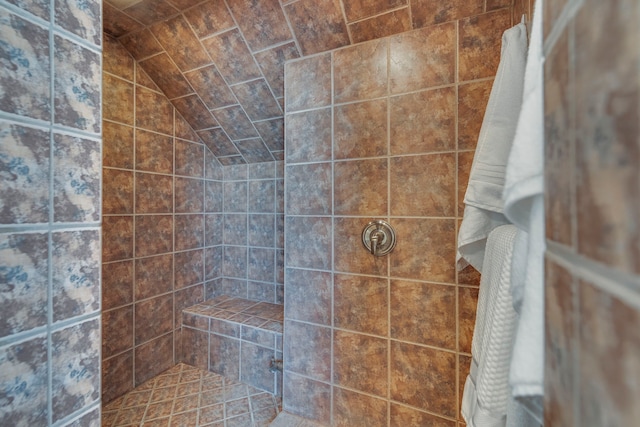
[362,220,396,256]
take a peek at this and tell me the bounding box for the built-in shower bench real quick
[181,296,284,396]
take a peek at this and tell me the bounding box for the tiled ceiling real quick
[103,0,511,165]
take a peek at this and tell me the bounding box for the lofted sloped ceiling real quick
[103,0,511,164]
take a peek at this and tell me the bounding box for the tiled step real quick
[181,296,284,396]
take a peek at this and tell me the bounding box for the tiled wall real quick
[0,0,102,425]
[205,162,285,305]
[283,5,513,426]
[101,34,222,403]
[543,0,640,425]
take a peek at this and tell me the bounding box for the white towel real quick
[462,225,519,427]
[503,0,545,403]
[457,22,528,273]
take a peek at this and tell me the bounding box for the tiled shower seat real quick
[181,296,284,397]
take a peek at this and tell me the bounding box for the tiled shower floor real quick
[102,363,281,427]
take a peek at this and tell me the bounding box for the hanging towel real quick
[461,225,519,427]
[503,0,545,405]
[457,22,528,273]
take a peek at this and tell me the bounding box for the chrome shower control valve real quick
[362,220,396,256]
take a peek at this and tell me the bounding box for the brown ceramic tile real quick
[255,118,285,152]
[334,159,388,216]
[512,0,531,27]
[458,286,478,354]
[102,350,134,404]
[284,320,331,382]
[209,334,240,380]
[184,65,236,110]
[226,0,292,51]
[458,79,493,150]
[198,128,239,157]
[136,65,161,91]
[175,140,204,177]
[103,305,134,357]
[342,0,406,21]
[119,29,163,61]
[389,218,456,282]
[138,53,194,100]
[334,387,387,427]
[456,355,471,418]
[181,326,209,371]
[457,151,474,217]
[390,280,456,349]
[103,168,134,215]
[285,108,332,163]
[104,34,134,80]
[135,215,173,257]
[390,22,456,93]
[103,121,133,169]
[286,163,332,215]
[458,9,512,82]
[172,95,219,131]
[176,214,205,251]
[334,38,388,104]
[103,260,133,310]
[103,73,134,125]
[103,3,143,38]
[236,139,275,163]
[135,130,173,174]
[457,263,481,286]
[175,112,200,142]
[135,254,173,301]
[202,29,262,85]
[123,0,179,26]
[136,86,174,135]
[545,31,572,246]
[334,99,387,160]
[333,274,387,336]
[390,153,456,216]
[135,294,173,344]
[284,0,350,56]
[349,8,412,44]
[411,0,484,28]
[213,105,259,140]
[183,0,235,38]
[334,331,387,396]
[579,280,640,427]
[174,285,204,329]
[232,79,283,121]
[102,215,133,262]
[175,249,204,289]
[135,333,174,385]
[283,372,330,424]
[544,260,575,427]
[284,53,331,112]
[151,16,211,72]
[135,172,173,214]
[390,87,456,155]
[390,403,456,427]
[575,0,640,274]
[285,269,331,325]
[390,340,456,417]
[333,217,388,276]
[255,42,300,99]
[175,177,204,213]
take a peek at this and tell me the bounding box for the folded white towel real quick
[457,22,528,273]
[503,0,545,403]
[462,225,519,427]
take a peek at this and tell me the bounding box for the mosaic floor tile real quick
[102,363,281,426]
